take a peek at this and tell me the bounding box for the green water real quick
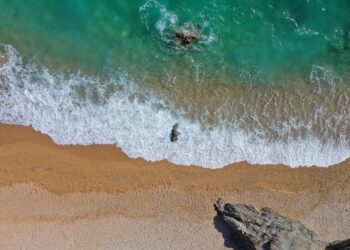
[1,0,350,167]
[0,0,349,83]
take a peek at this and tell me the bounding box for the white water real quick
[1,44,350,168]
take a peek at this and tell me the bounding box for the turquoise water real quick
[1,0,349,80]
[0,0,350,167]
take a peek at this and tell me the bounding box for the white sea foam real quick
[1,44,350,168]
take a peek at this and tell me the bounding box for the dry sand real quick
[0,124,349,249]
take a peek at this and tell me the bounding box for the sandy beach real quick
[1,1,349,249]
[0,123,349,249]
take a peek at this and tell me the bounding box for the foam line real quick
[1,44,349,168]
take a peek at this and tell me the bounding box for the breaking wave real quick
[1,44,350,168]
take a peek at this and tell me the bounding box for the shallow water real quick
[0,0,350,167]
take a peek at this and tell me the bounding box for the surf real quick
[1,44,350,168]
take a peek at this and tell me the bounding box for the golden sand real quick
[0,124,349,249]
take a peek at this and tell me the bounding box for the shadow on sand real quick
[213,215,238,249]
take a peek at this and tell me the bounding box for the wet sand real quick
[0,124,349,249]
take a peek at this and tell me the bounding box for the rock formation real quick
[174,29,200,47]
[214,199,329,250]
[170,123,180,142]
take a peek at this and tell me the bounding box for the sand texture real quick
[0,124,349,249]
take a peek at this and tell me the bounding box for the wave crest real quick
[1,44,350,168]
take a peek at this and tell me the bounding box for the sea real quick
[0,0,350,168]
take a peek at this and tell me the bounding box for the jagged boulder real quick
[214,199,327,250]
[174,29,200,47]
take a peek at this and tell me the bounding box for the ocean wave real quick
[1,44,350,168]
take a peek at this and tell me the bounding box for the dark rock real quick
[174,29,200,47]
[170,123,180,142]
[327,239,350,250]
[214,198,327,250]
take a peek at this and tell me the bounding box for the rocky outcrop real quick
[170,123,180,142]
[214,199,327,250]
[174,29,200,47]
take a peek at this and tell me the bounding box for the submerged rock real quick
[214,199,327,250]
[170,123,180,142]
[173,28,200,47]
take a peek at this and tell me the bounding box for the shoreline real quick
[0,123,349,248]
[2,43,349,169]
[0,124,349,195]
